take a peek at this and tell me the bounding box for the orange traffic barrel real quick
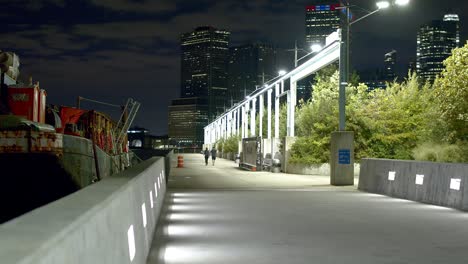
[177,155,184,168]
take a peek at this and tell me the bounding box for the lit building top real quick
[305,3,342,47]
[416,14,460,83]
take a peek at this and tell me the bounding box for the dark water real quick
[0,153,79,224]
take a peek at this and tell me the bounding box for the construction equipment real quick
[113,98,140,154]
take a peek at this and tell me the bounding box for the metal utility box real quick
[240,137,262,171]
[7,85,40,122]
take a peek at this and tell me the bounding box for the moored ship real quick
[0,51,140,223]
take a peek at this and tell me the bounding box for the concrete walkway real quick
[147,154,468,264]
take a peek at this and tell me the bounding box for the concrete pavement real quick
[147,154,468,264]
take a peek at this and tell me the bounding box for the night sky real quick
[2,0,468,135]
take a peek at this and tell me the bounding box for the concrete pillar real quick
[274,83,280,139]
[250,98,256,137]
[259,94,264,138]
[267,89,272,139]
[330,131,354,186]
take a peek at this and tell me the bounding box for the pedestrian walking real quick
[203,147,210,166]
[211,147,217,166]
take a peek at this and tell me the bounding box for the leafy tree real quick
[433,43,468,142]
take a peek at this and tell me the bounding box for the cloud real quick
[88,0,177,13]
[21,0,66,11]
[74,21,178,43]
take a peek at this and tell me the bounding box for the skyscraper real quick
[384,50,397,81]
[305,3,341,47]
[168,97,208,147]
[228,43,277,104]
[416,14,460,83]
[180,26,230,119]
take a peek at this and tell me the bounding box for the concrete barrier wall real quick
[358,158,468,210]
[0,157,167,264]
[287,163,360,176]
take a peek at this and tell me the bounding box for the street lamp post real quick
[331,0,410,186]
[336,0,410,131]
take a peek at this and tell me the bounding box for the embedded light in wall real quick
[415,174,424,185]
[155,183,158,197]
[158,177,161,189]
[450,178,461,191]
[150,191,154,208]
[127,225,136,262]
[141,203,147,227]
[388,171,396,181]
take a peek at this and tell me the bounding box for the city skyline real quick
[2,0,468,135]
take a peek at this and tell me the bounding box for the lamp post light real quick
[294,44,323,67]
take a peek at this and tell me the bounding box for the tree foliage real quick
[290,60,467,164]
[433,42,468,142]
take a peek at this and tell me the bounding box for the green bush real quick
[223,135,239,153]
[413,142,468,163]
[289,136,330,164]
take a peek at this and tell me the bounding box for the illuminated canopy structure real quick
[204,30,341,147]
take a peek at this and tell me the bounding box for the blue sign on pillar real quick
[338,149,351,165]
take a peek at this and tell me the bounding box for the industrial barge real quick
[0,51,140,223]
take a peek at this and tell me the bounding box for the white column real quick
[226,115,229,137]
[250,98,256,137]
[290,81,297,137]
[204,127,208,145]
[281,79,284,93]
[267,89,272,139]
[221,117,225,139]
[215,121,219,142]
[274,83,280,138]
[259,94,264,138]
[286,92,291,136]
[236,109,239,136]
[232,110,236,136]
[223,114,228,138]
[229,111,233,136]
[245,102,250,137]
[213,124,216,143]
[241,105,246,139]
[218,120,221,141]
